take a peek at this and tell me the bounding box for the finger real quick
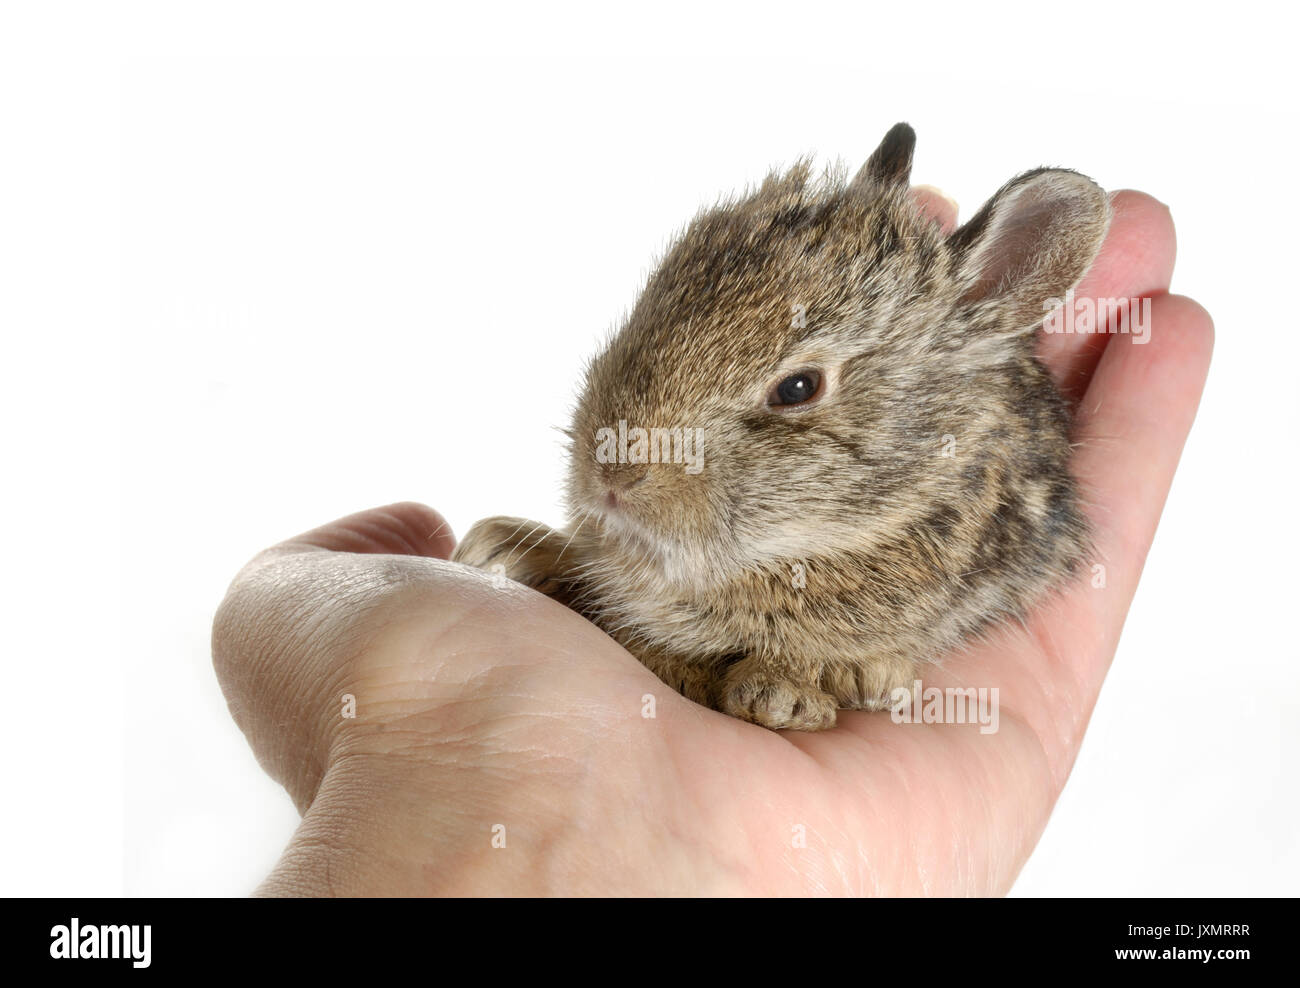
[279,501,456,559]
[1037,191,1177,399]
[1025,293,1213,777]
[911,185,958,234]
[1074,293,1213,620]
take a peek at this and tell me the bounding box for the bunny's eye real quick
[767,370,823,408]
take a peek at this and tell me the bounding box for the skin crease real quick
[211,188,1211,896]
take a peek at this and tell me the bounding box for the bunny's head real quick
[566,124,1109,588]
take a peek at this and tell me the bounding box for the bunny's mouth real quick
[592,495,673,556]
[595,495,650,538]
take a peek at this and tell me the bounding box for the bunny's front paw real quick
[720,666,838,731]
[451,516,583,609]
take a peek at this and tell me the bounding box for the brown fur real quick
[454,124,1110,730]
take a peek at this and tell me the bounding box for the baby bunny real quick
[454,123,1110,731]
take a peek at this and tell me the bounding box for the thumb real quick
[211,502,456,811]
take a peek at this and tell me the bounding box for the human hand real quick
[212,189,1211,895]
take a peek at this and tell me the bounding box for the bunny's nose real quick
[600,462,649,492]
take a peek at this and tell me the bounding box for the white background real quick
[2,2,1296,896]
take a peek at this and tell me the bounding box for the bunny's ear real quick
[948,168,1111,332]
[852,122,915,189]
